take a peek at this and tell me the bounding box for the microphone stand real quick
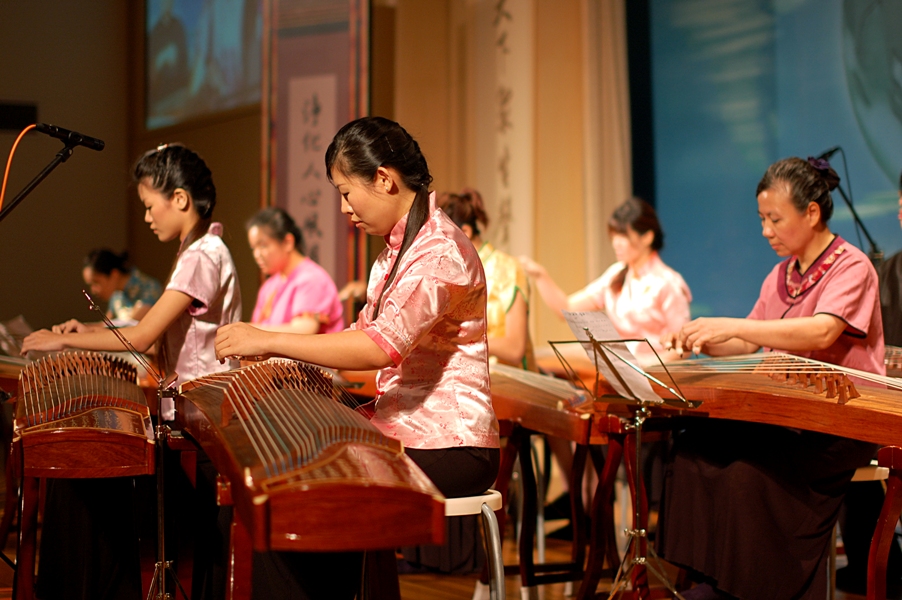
[834,183,883,265]
[0,139,78,223]
[817,147,883,266]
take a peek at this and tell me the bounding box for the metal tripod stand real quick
[145,407,189,600]
[550,327,698,599]
[606,404,683,599]
[80,291,189,600]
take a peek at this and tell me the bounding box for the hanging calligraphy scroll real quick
[261,0,368,293]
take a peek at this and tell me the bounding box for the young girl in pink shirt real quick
[217,117,499,493]
[21,143,242,600]
[215,117,500,597]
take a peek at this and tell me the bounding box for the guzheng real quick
[13,351,155,478]
[536,348,902,443]
[886,344,902,378]
[612,352,902,447]
[489,362,598,443]
[173,359,445,553]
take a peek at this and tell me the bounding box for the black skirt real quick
[36,477,143,600]
[656,419,877,600]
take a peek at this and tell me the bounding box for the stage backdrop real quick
[652,0,902,318]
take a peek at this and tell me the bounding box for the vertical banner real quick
[287,75,337,272]
[470,0,534,259]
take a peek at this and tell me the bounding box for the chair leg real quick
[481,502,506,600]
[530,438,546,564]
[868,470,902,600]
[828,525,836,600]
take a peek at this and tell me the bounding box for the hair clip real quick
[807,156,830,172]
[156,143,169,152]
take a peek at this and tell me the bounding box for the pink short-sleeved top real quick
[747,235,885,374]
[350,192,500,450]
[164,223,242,419]
[251,257,344,334]
[581,252,692,364]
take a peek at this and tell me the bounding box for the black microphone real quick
[35,123,105,151]
[816,146,840,160]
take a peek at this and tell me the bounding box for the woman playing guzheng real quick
[215,116,500,596]
[438,188,535,371]
[80,248,162,324]
[657,156,884,600]
[520,196,692,365]
[21,143,242,600]
[246,206,344,334]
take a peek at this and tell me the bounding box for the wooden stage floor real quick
[397,527,873,600]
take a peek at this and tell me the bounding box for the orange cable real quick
[0,124,37,212]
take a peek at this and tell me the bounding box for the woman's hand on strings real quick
[215,323,272,362]
[660,331,681,355]
[665,317,740,356]
[21,330,66,354]
[52,319,88,334]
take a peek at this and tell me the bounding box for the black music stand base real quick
[146,424,189,600]
[549,334,696,599]
[604,407,684,600]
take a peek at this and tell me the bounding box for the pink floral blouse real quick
[350,193,500,450]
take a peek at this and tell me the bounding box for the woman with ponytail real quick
[217,116,499,500]
[21,143,242,600]
[25,143,242,405]
[520,196,691,364]
[657,157,884,600]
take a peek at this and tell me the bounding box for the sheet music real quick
[563,311,662,403]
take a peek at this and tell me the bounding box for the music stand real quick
[82,291,189,600]
[549,330,699,599]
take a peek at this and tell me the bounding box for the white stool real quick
[828,463,890,600]
[445,489,506,600]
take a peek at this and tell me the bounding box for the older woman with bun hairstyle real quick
[658,157,884,600]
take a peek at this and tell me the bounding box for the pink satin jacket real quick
[351,193,500,450]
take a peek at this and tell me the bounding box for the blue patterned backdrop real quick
[652,0,902,317]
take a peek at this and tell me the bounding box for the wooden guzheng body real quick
[638,353,902,447]
[173,359,445,555]
[14,351,154,478]
[885,344,902,378]
[536,349,902,447]
[490,362,596,442]
[12,351,154,600]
